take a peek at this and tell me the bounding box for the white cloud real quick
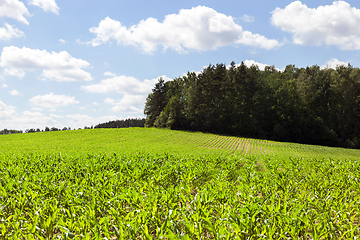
[0,101,77,130]
[59,39,67,44]
[88,6,280,53]
[9,89,21,96]
[107,95,145,114]
[50,113,63,118]
[226,60,277,71]
[0,107,61,130]
[271,1,360,50]
[0,46,93,81]
[104,97,115,105]
[1,83,7,88]
[66,114,119,128]
[0,100,17,120]
[42,69,92,82]
[243,60,272,71]
[0,23,25,40]
[237,31,282,49]
[91,102,100,106]
[0,100,132,130]
[81,75,163,94]
[28,0,59,14]
[30,107,43,111]
[0,0,30,25]
[4,67,25,78]
[240,14,254,22]
[321,58,348,69]
[22,111,60,126]
[82,75,170,114]
[104,71,116,77]
[29,92,79,108]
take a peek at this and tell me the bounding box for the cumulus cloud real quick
[66,114,119,128]
[9,89,21,96]
[82,75,171,114]
[30,107,43,111]
[0,23,25,40]
[226,60,277,71]
[243,60,275,71]
[240,14,255,22]
[104,71,116,77]
[104,97,115,105]
[108,95,145,114]
[0,107,62,130]
[88,6,280,53]
[0,46,93,81]
[4,67,25,78]
[29,92,79,108]
[0,100,17,120]
[50,113,63,118]
[0,101,95,130]
[271,1,360,50]
[22,110,60,126]
[59,39,67,44]
[42,69,92,82]
[81,75,159,94]
[321,58,348,69]
[0,0,30,25]
[28,0,59,14]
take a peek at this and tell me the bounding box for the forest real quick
[144,62,360,149]
[94,118,145,128]
[0,119,145,135]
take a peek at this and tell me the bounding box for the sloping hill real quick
[1,128,360,238]
[1,128,359,159]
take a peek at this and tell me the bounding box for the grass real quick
[2,128,359,159]
[0,128,360,239]
[1,128,229,157]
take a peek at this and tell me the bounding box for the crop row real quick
[0,152,359,239]
[193,134,275,156]
[2,128,359,160]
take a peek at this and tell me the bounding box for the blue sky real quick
[0,0,359,130]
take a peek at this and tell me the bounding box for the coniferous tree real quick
[143,61,360,149]
[144,77,168,127]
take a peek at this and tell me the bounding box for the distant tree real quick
[94,118,146,129]
[26,128,36,133]
[0,129,22,135]
[144,77,168,127]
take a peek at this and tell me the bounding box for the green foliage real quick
[94,118,145,128]
[1,128,360,238]
[144,77,168,127]
[145,62,360,149]
[0,129,23,135]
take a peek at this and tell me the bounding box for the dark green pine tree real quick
[144,77,168,127]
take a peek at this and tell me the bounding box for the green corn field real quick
[1,128,360,239]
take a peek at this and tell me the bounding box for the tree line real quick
[94,118,145,128]
[144,62,360,149]
[0,118,146,135]
[0,129,23,135]
[0,127,72,134]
